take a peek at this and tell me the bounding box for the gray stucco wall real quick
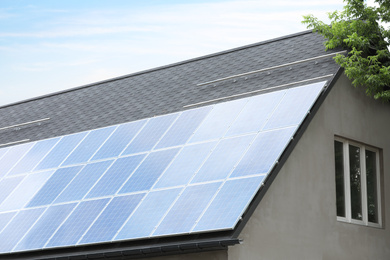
[228,74,390,259]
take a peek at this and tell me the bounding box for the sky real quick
[0,0,345,106]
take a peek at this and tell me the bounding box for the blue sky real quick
[0,0,344,106]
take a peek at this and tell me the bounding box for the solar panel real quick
[54,160,114,203]
[0,175,24,205]
[152,182,222,236]
[92,120,146,161]
[46,198,110,248]
[27,166,83,207]
[15,203,77,252]
[8,137,60,176]
[34,132,87,171]
[189,98,247,143]
[154,141,217,188]
[0,142,34,179]
[190,134,255,183]
[0,207,45,253]
[0,170,54,212]
[0,211,16,233]
[79,193,145,244]
[115,188,181,240]
[0,81,325,254]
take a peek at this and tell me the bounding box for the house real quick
[0,30,388,260]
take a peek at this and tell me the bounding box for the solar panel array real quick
[0,81,325,254]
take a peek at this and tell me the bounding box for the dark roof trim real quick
[2,237,239,260]
[0,30,314,110]
[231,67,344,238]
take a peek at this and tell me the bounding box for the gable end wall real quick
[228,74,390,260]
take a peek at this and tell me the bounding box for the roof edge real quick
[1,30,314,109]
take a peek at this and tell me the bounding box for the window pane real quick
[366,149,378,223]
[334,141,345,218]
[349,145,362,220]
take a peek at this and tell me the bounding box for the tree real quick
[302,0,390,101]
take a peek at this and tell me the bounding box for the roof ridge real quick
[1,30,314,109]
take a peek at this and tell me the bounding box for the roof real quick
[0,30,343,259]
[0,30,340,145]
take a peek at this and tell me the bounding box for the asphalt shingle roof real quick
[0,31,340,145]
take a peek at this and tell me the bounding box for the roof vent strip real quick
[0,139,30,147]
[0,118,50,132]
[185,74,333,109]
[197,50,347,87]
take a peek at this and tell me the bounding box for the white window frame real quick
[334,137,382,228]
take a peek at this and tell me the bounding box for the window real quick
[334,138,382,227]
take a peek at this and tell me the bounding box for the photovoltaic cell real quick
[0,142,34,179]
[46,198,110,248]
[62,126,116,166]
[0,175,25,205]
[15,203,77,252]
[191,134,255,183]
[0,211,16,233]
[0,170,54,212]
[0,207,45,253]
[27,166,83,207]
[80,193,145,244]
[193,176,264,232]
[8,137,60,176]
[189,98,247,143]
[54,160,114,203]
[85,154,145,199]
[115,188,181,240]
[226,90,285,136]
[92,120,146,161]
[34,132,87,171]
[154,107,212,149]
[122,113,178,155]
[154,141,217,188]
[231,127,296,177]
[119,148,179,194]
[153,182,221,236]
